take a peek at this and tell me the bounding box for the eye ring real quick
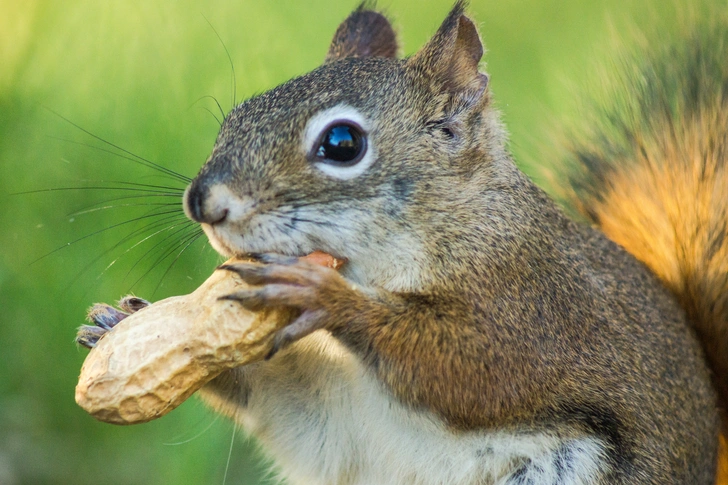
[312,120,367,167]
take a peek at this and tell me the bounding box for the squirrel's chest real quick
[220,333,607,485]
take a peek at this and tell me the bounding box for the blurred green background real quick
[0,0,700,483]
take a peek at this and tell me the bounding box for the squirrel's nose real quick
[183,183,229,225]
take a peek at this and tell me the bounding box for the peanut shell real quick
[75,260,294,425]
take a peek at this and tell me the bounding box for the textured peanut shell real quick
[75,260,294,425]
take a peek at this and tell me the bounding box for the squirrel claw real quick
[76,325,107,348]
[247,253,298,266]
[219,263,269,285]
[219,289,268,311]
[267,310,328,359]
[77,295,151,350]
[87,303,129,331]
[220,284,317,311]
[220,261,321,287]
[118,296,151,313]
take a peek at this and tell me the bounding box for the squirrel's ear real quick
[325,4,398,62]
[408,1,488,102]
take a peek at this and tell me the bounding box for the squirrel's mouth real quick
[186,184,346,262]
[200,223,236,258]
[200,222,346,265]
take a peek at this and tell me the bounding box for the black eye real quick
[315,122,366,166]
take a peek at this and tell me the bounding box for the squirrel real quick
[80,1,728,483]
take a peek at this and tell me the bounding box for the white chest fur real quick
[201,332,606,485]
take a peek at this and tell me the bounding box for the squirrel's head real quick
[185,1,505,290]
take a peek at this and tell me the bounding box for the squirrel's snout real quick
[183,183,229,225]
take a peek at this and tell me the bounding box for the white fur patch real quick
[200,333,607,485]
[302,104,376,180]
[195,184,256,257]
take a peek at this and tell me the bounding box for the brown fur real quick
[559,10,728,482]
[571,85,728,485]
[570,110,728,421]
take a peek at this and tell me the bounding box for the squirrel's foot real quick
[76,296,150,349]
[220,253,365,358]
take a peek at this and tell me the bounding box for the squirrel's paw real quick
[219,254,362,358]
[76,296,150,349]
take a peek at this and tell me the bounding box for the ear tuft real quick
[409,1,488,100]
[326,3,398,62]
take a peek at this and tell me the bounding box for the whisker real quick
[30,209,187,265]
[100,221,193,275]
[45,108,192,183]
[282,221,296,232]
[202,14,237,109]
[212,96,225,119]
[69,202,182,218]
[125,226,202,293]
[163,414,221,446]
[272,204,347,230]
[267,192,367,213]
[190,95,226,120]
[63,214,191,289]
[290,216,341,228]
[151,231,204,295]
[14,186,184,196]
[47,136,192,187]
[222,424,237,485]
[284,196,357,210]
[64,193,184,217]
[36,111,203,295]
[202,107,222,127]
[96,180,186,192]
[124,224,202,285]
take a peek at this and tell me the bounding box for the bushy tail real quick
[558,8,728,482]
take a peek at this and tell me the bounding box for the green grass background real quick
[0,1,703,483]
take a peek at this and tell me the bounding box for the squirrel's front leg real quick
[220,254,394,359]
[219,253,487,429]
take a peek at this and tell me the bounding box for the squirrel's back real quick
[559,6,728,480]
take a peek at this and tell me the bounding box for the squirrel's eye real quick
[315,122,366,166]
